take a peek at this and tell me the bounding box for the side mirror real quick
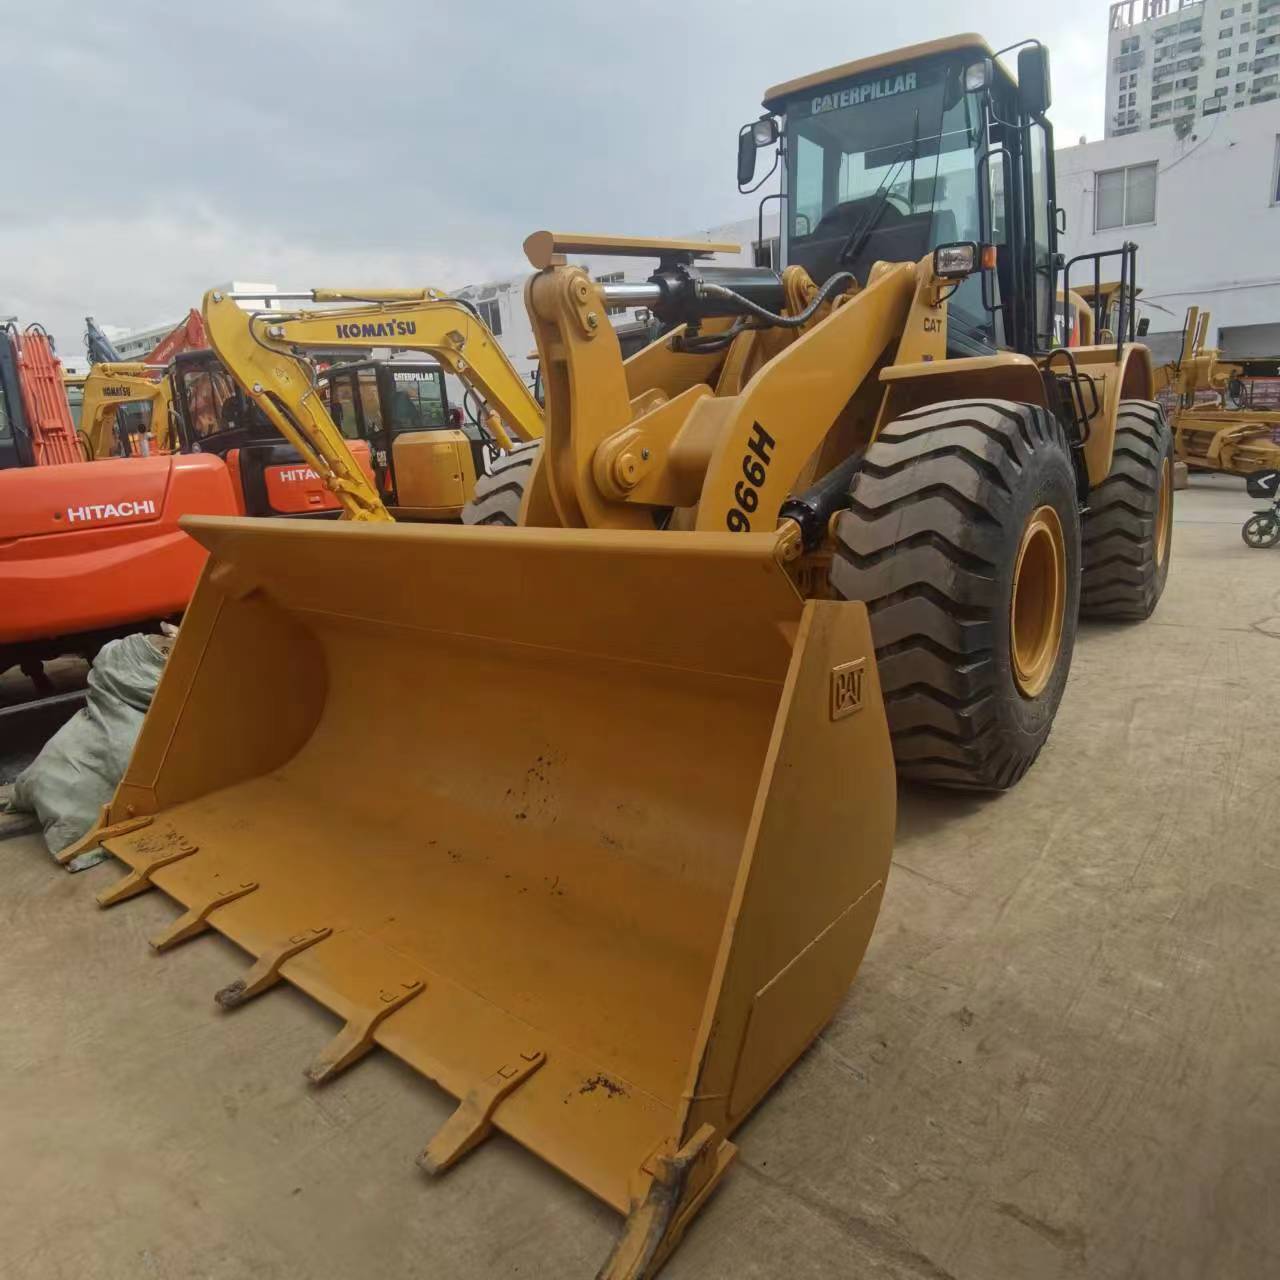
[738,115,778,188]
[1017,45,1052,117]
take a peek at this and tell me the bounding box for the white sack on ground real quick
[9,632,173,867]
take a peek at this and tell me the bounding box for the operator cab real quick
[169,349,356,519]
[0,331,28,471]
[321,357,497,519]
[741,35,1059,360]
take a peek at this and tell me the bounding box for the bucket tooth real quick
[215,927,333,1009]
[418,1049,546,1175]
[597,1124,736,1280]
[150,880,260,952]
[96,836,199,908]
[56,807,153,866]
[305,978,426,1085]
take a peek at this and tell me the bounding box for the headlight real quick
[933,242,979,279]
[751,116,779,147]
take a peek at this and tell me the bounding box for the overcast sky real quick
[1,1,1108,357]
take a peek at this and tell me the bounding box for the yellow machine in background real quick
[78,362,176,459]
[74,34,1174,1279]
[1159,306,1280,478]
[201,287,543,522]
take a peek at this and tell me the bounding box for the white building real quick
[1108,0,1280,138]
[107,282,283,359]
[1057,100,1280,356]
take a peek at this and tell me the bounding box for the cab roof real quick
[763,34,997,111]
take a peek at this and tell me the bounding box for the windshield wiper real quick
[838,109,920,269]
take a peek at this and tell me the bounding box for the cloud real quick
[0,1,1106,356]
[2,202,525,353]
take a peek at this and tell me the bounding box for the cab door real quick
[373,367,475,519]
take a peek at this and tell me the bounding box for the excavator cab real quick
[320,357,495,518]
[169,349,374,518]
[0,329,31,471]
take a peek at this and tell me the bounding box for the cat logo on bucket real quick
[830,658,866,721]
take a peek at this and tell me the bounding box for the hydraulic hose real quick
[694,271,856,328]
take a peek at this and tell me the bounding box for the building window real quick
[1096,162,1158,230]
[1223,5,1235,15]
[1218,65,1232,75]
[1244,21,1253,30]
[1221,26,1234,36]
[1241,41,1251,50]
[1238,80,1248,89]
[1121,36,1140,53]
[1219,46,1232,56]
[595,272,627,317]
[474,298,503,336]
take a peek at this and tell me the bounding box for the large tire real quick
[831,400,1081,791]
[462,441,541,526]
[1079,401,1174,620]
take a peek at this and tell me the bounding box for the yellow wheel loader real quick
[1158,305,1280,478]
[199,286,543,522]
[74,34,1172,1279]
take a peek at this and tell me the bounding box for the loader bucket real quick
[96,516,895,1275]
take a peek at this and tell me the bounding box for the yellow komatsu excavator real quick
[72,33,1173,1279]
[200,287,543,521]
[1156,305,1280,477]
[78,362,177,459]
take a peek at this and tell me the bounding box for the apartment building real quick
[1108,0,1280,137]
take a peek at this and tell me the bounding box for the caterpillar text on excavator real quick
[82,33,1172,1279]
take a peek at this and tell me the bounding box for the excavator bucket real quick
[96,516,895,1275]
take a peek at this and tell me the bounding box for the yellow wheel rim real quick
[1155,456,1173,568]
[1011,504,1067,699]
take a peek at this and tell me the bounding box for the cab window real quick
[387,370,447,431]
[327,373,360,440]
[357,370,384,435]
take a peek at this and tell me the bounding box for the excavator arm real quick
[202,290,392,522]
[145,309,208,366]
[79,363,175,459]
[203,288,543,522]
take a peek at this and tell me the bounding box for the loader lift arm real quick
[203,288,543,522]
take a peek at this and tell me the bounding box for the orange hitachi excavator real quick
[0,320,375,700]
[0,322,238,697]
